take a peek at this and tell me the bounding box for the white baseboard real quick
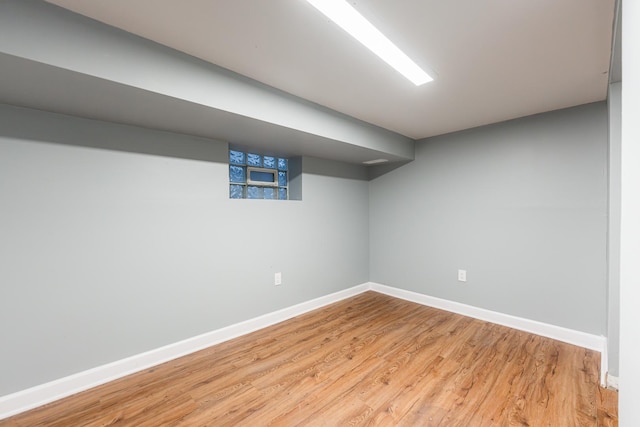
[600,343,609,387]
[0,283,370,421]
[607,374,619,390]
[369,283,609,386]
[0,281,610,420]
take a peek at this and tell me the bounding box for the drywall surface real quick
[369,103,608,336]
[619,1,640,422]
[0,104,369,396]
[0,0,413,163]
[607,82,621,377]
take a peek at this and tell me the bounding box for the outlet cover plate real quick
[458,270,467,282]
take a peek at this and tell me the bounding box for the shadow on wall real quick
[0,104,228,164]
[1,104,399,181]
[303,156,369,181]
[367,161,413,180]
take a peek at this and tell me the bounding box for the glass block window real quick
[229,165,246,183]
[263,156,276,169]
[229,184,244,199]
[229,150,245,165]
[229,150,288,200]
[247,186,263,199]
[247,153,262,167]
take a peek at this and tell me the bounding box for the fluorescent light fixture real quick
[305,0,433,86]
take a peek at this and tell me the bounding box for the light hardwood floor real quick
[2,292,618,426]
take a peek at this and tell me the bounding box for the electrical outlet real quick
[274,272,282,286]
[458,269,467,282]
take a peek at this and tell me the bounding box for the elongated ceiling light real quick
[305,0,433,86]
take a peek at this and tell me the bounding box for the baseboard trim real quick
[600,343,609,387]
[1,281,610,419]
[607,374,619,391]
[369,282,608,385]
[0,283,370,420]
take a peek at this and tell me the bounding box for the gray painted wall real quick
[608,82,621,377]
[370,103,609,336]
[0,101,614,397]
[0,104,369,395]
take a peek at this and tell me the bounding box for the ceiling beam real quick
[0,0,414,164]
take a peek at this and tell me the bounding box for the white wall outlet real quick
[458,269,467,282]
[274,272,282,286]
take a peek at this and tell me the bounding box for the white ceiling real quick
[45,0,614,140]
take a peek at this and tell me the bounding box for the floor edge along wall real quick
[0,282,608,420]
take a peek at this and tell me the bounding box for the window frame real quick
[246,167,279,187]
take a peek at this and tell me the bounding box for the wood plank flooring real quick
[2,291,618,426]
